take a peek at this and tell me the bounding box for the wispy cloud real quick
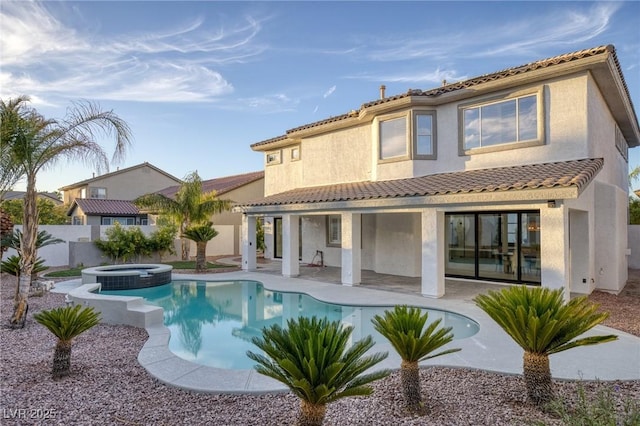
[356,68,467,85]
[356,2,619,63]
[323,85,336,98]
[0,1,266,105]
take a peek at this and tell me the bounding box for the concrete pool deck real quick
[56,269,640,394]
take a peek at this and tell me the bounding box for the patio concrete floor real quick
[54,260,640,394]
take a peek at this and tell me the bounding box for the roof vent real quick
[442,79,447,86]
[379,85,386,99]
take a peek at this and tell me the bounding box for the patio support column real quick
[341,212,361,286]
[421,209,445,298]
[241,214,257,271]
[282,214,300,278]
[540,203,570,301]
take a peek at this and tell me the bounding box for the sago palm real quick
[247,316,390,426]
[134,171,231,261]
[372,305,461,412]
[33,304,101,379]
[474,286,617,407]
[1,95,132,328]
[182,222,218,272]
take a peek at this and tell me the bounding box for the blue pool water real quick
[102,280,479,370]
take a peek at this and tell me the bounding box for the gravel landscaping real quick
[1,273,638,425]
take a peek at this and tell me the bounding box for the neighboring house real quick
[155,171,265,255]
[237,45,639,298]
[1,191,63,205]
[59,162,181,205]
[66,198,150,226]
[60,162,181,226]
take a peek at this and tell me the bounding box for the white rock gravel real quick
[1,274,638,426]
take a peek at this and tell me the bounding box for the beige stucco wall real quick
[212,179,264,226]
[264,124,372,196]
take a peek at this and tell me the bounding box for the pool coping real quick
[64,270,640,394]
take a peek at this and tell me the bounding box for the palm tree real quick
[372,305,461,412]
[474,286,618,407]
[182,222,218,272]
[1,96,132,328]
[134,171,231,261]
[33,304,101,379]
[247,316,390,426]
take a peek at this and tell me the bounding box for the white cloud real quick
[348,67,467,86]
[358,2,620,63]
[323,85,336,98]
[0,1,266,104]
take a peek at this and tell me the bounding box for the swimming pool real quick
[102,280,479,370]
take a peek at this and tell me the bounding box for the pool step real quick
[67,283,164,329]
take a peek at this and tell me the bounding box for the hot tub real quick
[81,264,173,291]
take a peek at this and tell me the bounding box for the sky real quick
[2,1,639,194]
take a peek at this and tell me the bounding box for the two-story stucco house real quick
[61,162,181,225]
[237,45,639,298]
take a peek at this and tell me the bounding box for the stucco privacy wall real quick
[5,224,236,267]
[628,225,640,269]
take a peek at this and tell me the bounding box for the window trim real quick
[377,111,410,163]
[89,187,107,199]
[326,215,342,247]
[266,150,282,165]
[290,145,301,162]
[615,124,628,162]
[412,110,437,160]
[458,87,545,156]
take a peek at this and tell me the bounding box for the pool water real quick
[102,280,479,370]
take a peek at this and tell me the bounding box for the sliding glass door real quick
[445,211,540,284]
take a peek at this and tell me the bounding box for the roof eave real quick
[234,186,580,215]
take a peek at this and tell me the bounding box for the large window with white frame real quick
[378,110,436,162]
[460,90,542,154]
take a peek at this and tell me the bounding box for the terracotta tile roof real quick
[251,45,633,149]
[239,158,603,208]
[156,171,264,199]
[72,199,141,216]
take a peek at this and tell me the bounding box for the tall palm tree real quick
[372,305,461,412]
[1,96,132,328]
[247,316,390,426]
[33,304,101,379]
[182,222,218,272]
[134,171,231,261]
[474,286,617,407]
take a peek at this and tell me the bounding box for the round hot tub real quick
[81,264,173,291]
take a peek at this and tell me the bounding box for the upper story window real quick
[460,90,543,154]
[378,110,436,162]
[615,124,628,162]
[89,187,107,199]
[380,116,407,160]
[414,111,436,159]
[291,146,301,161]
[266,150,282,165]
